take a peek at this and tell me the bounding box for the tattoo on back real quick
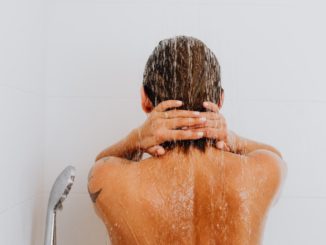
[88,187,102,203]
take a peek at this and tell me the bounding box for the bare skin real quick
[88,92,286,244]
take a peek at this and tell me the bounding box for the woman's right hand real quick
[137,100,207,156]
[199,101,235,152]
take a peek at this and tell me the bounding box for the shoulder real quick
[247,149,287,178]
[87,156,135,197]
[89,156,128,176]
[247,149,287,204]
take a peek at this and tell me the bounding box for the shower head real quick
[48,165,75,211]
[44,166,76,245]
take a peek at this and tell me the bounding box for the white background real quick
[1,0,326,244]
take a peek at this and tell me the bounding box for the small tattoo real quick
[103,156,112,161]
[88,187,102,203]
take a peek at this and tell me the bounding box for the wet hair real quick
[143,36,223,153]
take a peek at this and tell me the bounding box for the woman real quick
[88,36,286,244]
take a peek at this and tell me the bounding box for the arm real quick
[200,101,283,159]
[228,130,283,158]
[95,128,143,161]
[247,149,287,206]
[95,100,208,162]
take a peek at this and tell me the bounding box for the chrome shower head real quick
[48,166,75,211]
[44,166,76,245]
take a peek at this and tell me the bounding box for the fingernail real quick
[193,111,200,115]
[203,102,208,107]
[200,117,206,122]
[197,132,204,137]
[217,141,224,149]
[176,100,183,105]
[158,148,165,155]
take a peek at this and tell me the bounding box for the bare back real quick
[89,147,283,245]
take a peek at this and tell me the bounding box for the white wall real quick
[0,0,46,244]
[44,1,326,244]
[2,0,325,244]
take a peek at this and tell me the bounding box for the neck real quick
[157,144,221,160]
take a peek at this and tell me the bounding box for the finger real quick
[166,117,207,129]
[147,145,165,156]
[219,141,231,152]
[160,109,201,119]
[183,119,223,129]
[203,119,224,128]
[199,111,220,120]
[203,101,219,113]
[183,125,202,130]
[224,142,231,152]
[217,141,225,150]
[192,127,227,141]
[156,147,165,155]
[205,128,227,140]
[154,100,183,112]
[146,146,159,156]
[216,141,231,152]
[165,130,204,141]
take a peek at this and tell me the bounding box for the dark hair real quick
[143,36,223,153]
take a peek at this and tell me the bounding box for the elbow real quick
[280,158,288,183]
[267,145,283,159]
[274,149,283,159]
[95,155,101,162]
[266,146,287,183]
[95,151,105,162]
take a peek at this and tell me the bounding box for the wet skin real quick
[88,146,284,245]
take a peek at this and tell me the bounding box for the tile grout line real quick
[0,84,44,97]
[0,192,44,216]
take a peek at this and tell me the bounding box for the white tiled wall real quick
[2,0,326,244]
[0,0,46,244]
[43,1,326,245]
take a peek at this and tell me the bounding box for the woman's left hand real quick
[147,101,232,156]
[185,101,231,151]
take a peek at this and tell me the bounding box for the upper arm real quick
[248,149,287,206]
[248,149,287,180]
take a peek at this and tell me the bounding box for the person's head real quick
[141,35,224,152]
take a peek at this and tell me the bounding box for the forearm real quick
[229,131,282,158]
[95,128,143,162]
